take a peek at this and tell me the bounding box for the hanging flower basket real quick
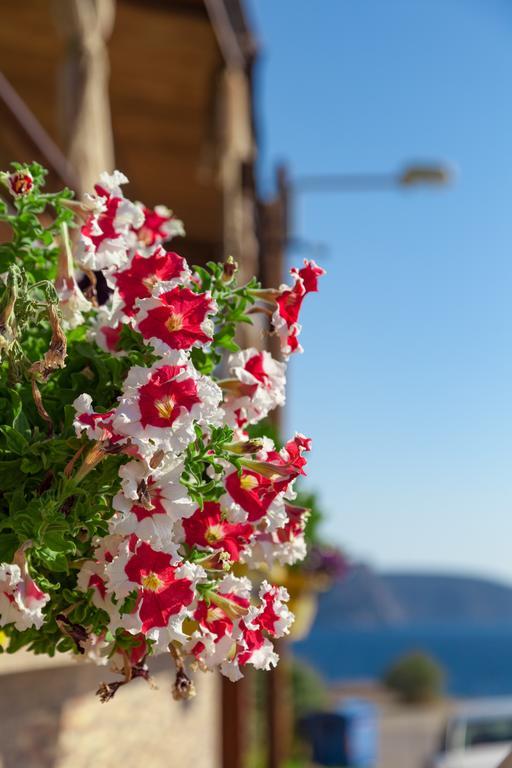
[0,163,325,700]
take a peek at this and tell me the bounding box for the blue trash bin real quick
[301,699,378,767]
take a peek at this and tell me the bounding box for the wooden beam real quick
[204,0,257,70]
[222,676,248,768]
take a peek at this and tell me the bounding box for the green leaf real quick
[0,426,28,454]
[0,533,19,562]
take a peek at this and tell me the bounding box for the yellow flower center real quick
[141,572,163,591]
[138,227,153,246]
[205,524,224,544]
[142,274,158,291]
[166,312,184,332]
[240,474,259,491]
[155,396,175,420]
[207,606,225,623]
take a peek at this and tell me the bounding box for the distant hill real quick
[382,571,512,625]
[313,564,406,629]
[312,565,512,628]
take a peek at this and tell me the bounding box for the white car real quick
[428,699,512,768]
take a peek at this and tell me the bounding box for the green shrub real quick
[383,650,444,703]
[291,657,330,719]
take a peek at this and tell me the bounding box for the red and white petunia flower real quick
[244,502,309,567]
[110,457,194,549]
[77,560,110,612]
[260,434,312,494]
[77,171,144,271]
[88,291,129,356]
[112,352,222,457]
[77,534,126,623]
[219,580,292,681]
[73,393,119,443]
[130,204,185,248]
[80,631,113,666]
[135,286,216,354]
[73,394,142,463]
[183,574,251,669]
[0,545,49,631]
[92,318,126,356]
[222,435,311,532]
[112,246,190,317]
[248,581,294,639]
[220,622,278,682]
[241,434,312,496]
[222,348,286,428]
[55,276,92,330]
[290,259,325,293]
[182,501,253,563]
[105,539,202,648]
[268,260,325,357]
[223,468,281,524]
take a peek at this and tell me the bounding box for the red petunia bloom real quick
[113,247,189,317]
[82,193,122,252]
[137,364,201,429]
[271,259,325,357]
[250,434,312,496]
[224,469,279,522]
[98,322,124,354]
[275,278,307,328]
[131,205,184,247]
[266,434,311,485]
[236,622,267,666]
[222,348,286,429]
[276,260,325,325]
[256,584,291,637]
[182,502,253,562]
[112,355,222,457]
[276,503,309,544]
[73,394,117,442]
[77,171,143,270]
[124,542,194,633]
[290,260,325,293]
[130,484,166,522]
[193,592,249,640]
[136,286,216,352]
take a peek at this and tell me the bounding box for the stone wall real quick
[0,653,220,768]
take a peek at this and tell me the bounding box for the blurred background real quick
[1,1,512,767]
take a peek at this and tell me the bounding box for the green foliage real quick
[383,650,444,703]
[290,657,330,719]
[191,260,259,374]
[0,162,74,281]
[0,163,265,663]
[293,489,324,544]
[182,425,239,506]
[0,164,132,656]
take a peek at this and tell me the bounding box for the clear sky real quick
[246,0,512,582]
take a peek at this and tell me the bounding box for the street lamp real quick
[276,162,452,257]
[291,162,453,193]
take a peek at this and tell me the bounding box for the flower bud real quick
[7,170,33,198]
[226,439,263,455]
[222,256,238,282]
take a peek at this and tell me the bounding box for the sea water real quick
[293,624,512,696]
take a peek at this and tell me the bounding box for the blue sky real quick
[247,0,512,581]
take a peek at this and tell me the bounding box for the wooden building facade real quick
[0,2,289,767]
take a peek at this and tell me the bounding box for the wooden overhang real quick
[0,0,258,265]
